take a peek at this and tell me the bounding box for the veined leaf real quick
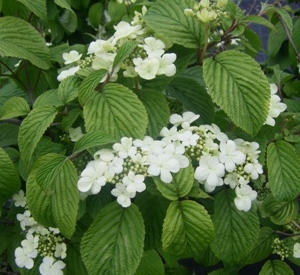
[18,106,57,165]
[113,40,137,69]
[259,260,293,275]
[211,189,259,264]
[154,163,194,201]
[0,17,51,70]
[0,148,21,207]
[81,202,145,275]
[162,200,214,258]
[61,108,82,131]
[203,50,270,135]
[0,83,30,108]
[73,131,116,153]
[0,124,19,147]
[16,0,47,20]
[0,97,30,120]
[135,250,164,275]
[143,0,204,48]
[27,153,79,238]
[33,90,62,108]
[58,75,81,104]
[242,15,276,31]
[65,244,88,275]
[83,83,148,139]
[55,0,78,33]
[267,140,300,201]
[138,88,170,138]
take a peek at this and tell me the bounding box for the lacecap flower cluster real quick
[78,111,265,212]
[13,190,66,275]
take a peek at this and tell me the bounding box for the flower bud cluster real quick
[13,190,66,275]
[78,111,262,211]
[57,6,177,82]
[117,0,136,5]
[272,238,291,260]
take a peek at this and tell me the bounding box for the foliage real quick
[0,0,300,274]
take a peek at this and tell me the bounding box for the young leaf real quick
[162,200,214,258]
[33,90,62,108]
[58,75,81,104]
[113,40,137,69]
[203,50,270,135]
[0,97,30,120]
[0,17,51,69]
[259,260,293,275]
[211,189,259,264]
[135,250,164,275]
[81,202,145,275]
[16,0,47,20]
[267,140,300,201]
[0,148,21,207]
[18,106,57,165]
[143,0,204,48]
[154,163,194,201]
[83,83,148,139]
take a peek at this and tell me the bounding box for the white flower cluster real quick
[78,111,262,212]
[13,190,66,275]
[116,0,136,5]
[264,84,287,126]
[58,6,176,82]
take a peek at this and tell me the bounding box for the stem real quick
[199,24,210,64]
[68,150,85,160]
[23,61,34,105]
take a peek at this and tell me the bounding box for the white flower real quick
[205,124,228,142]
[87,38,115,55]
[164,143,189,168]
[54,243,67,259]
[195,155,225,192]
[15,246,37,269]
[234,185,257,212]
[224,173,240,189]
[62,50,82,65]
[113,137,137,158]
[57,66,80,82]
[293,243,300,258]
[170,112,200,129]
[28,224,49,236]
[122,171,146,193]
[49,227,60,234]
[107,156,124,179]
[68,127,84,142]
[111,183,135,207]
[147,154,180,183]
[143,37,165,57]
[244,162,263,180]
[160,126,178,143]
[133,57,160,80]
[133,136,165,155]
[199,0,210,8]
[39,256,66,275]
[94,149,115,162]
[21,234,39,252]
[219,140,246,172]
[77,160,107,194]
[113,21,143,41]
[197,8,217,23]
[177,130,199,146]
[157,53,177,77]
[13,190,26,207]
[17,210,36,230]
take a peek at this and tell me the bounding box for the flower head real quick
[39,256,66,275]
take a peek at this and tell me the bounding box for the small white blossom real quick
[57,66,80,82]
[197,8,217,23]
[234,185,257,212]
[111,183,135,207]
[21,234,39,252]
[39,256,66,275]
[164,143,189,168]
[133,57,160,80]
[113,137,137,158]
[17,210,36,230]
[170,112,200,129]
[113,21,143,41]
[293,243,300,258]
[68,127,84,142]
[122,171,146,193]
[15,246,37,269]
[13,190,26,207]
[143,37,165,57]
[244,162,263,180]
[160,126,178,143]
[62,50,82,65]
[177,130,199,147]
[107,157,124,179]
[157,53,177,77]
[54,243,67,259]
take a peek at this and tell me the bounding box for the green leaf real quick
[81,202,145,275]
[0,17,51,69]
[58,75,81,104]
[113,40,137,69]
[162,200,214,258]
[27,153,79,238]
[0,123,19,147]
[73,131,116,153]
[88,3,103,29]
[0,97,30,120]
[259,260,293,275]
[78,69,107,105]
[143,0,204,48]
[65,244,88,275]
[211,189,259,264]
[203,50,270,135]
[33,89,62,108]
[267,140,300,201]
[135,250,164,275]
[0,148,21,207]
[154,162,194,201]
[0,83,30,108]
[242,15,276,31]
[16,0,47,20]
[268,22,286,58]
[55,0,78,33]
[61,108,82,131]
[18,106,57,165]
[138,88,170,138]
[83,83,148,139]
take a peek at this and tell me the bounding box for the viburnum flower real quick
[244,162,263,180]
[62,50,82,65]
[15,246,37,269]
[224,173,240,189]
[94,149,115,162]
[133,136,165,155]
[57,66,80,82]
[157,53,177,77]
[107,156,124,179]
[21,234,39,253]
[234,185,257,212]
[113,21,143,41]
[113,137,137,158]
[39,256,66,275]
[54,243,67,259]
[13,190,26,207]
[177,130,199,146]
[111,183,136,207]
[122,171,146,193]
[17,210,36,230]
[170,111,200,129]
[68,127,84,142]
[133,57,160,80]
[160,126,178,143]
[143,37,165,57]
[205,124,228,142]
[293,243,300,258]
[197,8,217,23]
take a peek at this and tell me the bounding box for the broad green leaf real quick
[203,50,270,135]
[18,106,57,164]
[27,153,79,238]
[211,189,259,264]
[73,131,116,153]
[195,246,219,267]
[259,260,293,275]
[88,3,103,29]
[0,83,29,108]
[0,97,30,120]
[81,202,145,275]
[0,123,19,147]
[268,22,286,58]
[58,75,81,104]
[135,250,164,275]
[143,0,204,48]
[61,108,82,131]
[242,15,276,31]
[138,89,170,138]
[0,148,21,207]
[16,0,47,20]
[188,181,212,199]
[33,89,62,108]
[276,8,293,33]
[78,69,107,105]
[65,244,88,275]
[0,17,51,69]
[113,40,137,69]
[267,140,300,201]
[55,0,77,33]
[154,163,194,201]
[83,83,148,139]
[162,200,214,258]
